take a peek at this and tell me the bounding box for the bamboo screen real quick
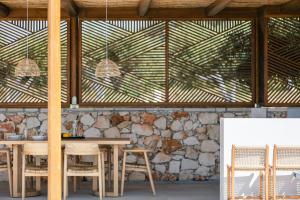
[267,17,300,105]
[80,19,254,105]
[0,20,69,105]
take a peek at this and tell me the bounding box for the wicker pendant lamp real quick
[95,0,121,77]
[15,0,40,77]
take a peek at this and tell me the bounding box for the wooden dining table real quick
[0,138,131,198]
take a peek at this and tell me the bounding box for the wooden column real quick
[70,17,78,98]
[48,0,61,199]
[257,7,267,105]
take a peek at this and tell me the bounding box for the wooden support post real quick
[70,17,78,98]
[257,7,268,105]
[48,0,62,199]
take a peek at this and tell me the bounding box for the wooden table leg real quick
[113,144,119,197]
[36,157,41,192]
[12,144,21,197]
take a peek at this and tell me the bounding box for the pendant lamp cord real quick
[26,0,29,60]
[105,0,108,67]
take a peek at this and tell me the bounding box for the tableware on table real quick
[31,135,47,141]
[61,134,85,139]
[7,134,23,141]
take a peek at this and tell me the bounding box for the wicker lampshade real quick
[95,59,121,77]
[15,58,40,77]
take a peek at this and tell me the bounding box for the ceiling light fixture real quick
[95,0,121,77]
[15,0,40,77]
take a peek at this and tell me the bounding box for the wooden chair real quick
[0,148,12,197]
[63,143,105,200]
[272,145,300,200]
[121,147,156,196]
[22,143,48,200]
[73,146,112,192]
[227,145,269,200]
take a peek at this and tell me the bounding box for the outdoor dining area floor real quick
[0,180,219,200]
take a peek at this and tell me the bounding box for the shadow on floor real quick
[0,180,219,200]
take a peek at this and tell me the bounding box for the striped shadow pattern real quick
[168,20,254,104]
[267,17,300,105]
[0,20,69,104]
[81,20,166,104]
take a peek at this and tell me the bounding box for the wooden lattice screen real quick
[80,20,166,104]
[0,20,69,106]
[80,19,254,106]
[266,17,300,105]
[168,20,254,104]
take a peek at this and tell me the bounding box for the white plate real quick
[7,135,23,140]
[31,135,47,141]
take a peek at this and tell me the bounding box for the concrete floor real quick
[0,181,219,200]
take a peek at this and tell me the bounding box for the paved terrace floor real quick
[0,180,219,200]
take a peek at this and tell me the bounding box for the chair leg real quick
[98,154,103,200]
[107,147,112,189]
[227,166,231,200]
[101,153,105,197]
[73,177,77,192]
[265,169,269,200]
[231,167,235,200]
[259,171,263,199]
[144,152,156,195]
[63,154,67,200]
[6,151,12,197]
[273,168,276,200]
[120,151,127,196]
[22,155,26,200]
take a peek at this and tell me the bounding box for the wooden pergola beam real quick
[280,0,300,12]
[48,0,62,199]
[206,0,232,16]
[79,7,258,19]
[0,3,10,17]
[138,0,152,16]
[61,0,78,16]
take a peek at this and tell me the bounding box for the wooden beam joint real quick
[138,0,152,16]
[206,0,232,16]
[61,0,78,17]
[0,3,10,17]
[280,0,300,12]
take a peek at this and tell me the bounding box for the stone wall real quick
[0,107,287,182]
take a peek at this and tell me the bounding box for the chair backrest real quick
[232,145,268,170]
[64,143,100,155]
[23,143,48,155]
[274,145,300,169]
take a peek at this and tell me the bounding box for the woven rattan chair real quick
[120,147,156,196]
[272,145,300,200]
[63,143,105,200]
[227,145,269,200]
[22,143,48,200]
[0,148,12,197]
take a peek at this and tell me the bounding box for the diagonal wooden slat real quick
[267,17,300,105]
[0,20,69,104]
[169,19,253,103]
[81,20,166,104]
